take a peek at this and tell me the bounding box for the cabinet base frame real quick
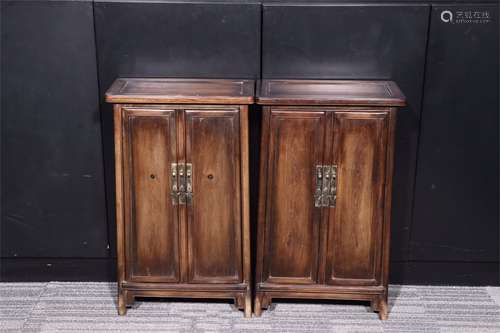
[118,284,252,318]
[254,287,388,320]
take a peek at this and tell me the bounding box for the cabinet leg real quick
[262,296,274,311]
[378,299,388,320]
[372,294,389,320]
[118,292,127,316]
[233,294,245,310]
[254,294,263,317]
[125,290,135,307]
[244,293,252,318]
[254,294,272,316]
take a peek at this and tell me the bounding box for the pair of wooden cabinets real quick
[106,78,405,319]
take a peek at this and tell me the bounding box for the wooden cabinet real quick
[254,80,405,320]
[106,78,254,317]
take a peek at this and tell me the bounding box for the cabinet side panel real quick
[263,110,326,284]
[114,105,125,285]
[185,110,242,283]
[326,112,388,285]
[124,110,179,282]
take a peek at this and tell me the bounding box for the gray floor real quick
[1,283,499,332]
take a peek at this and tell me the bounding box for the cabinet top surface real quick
[105,78,255,104]
[257,80,406,106]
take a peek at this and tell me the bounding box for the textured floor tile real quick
[0,282,46,333]
[486,286,500,306]
[421,286,500,333]
[1,283,499,332]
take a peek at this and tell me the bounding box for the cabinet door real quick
[123,108,180,282]
[185,109,242,283]
[325,111,388,286]
[262,109,327,284]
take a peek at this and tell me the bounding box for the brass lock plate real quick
[170,162,193,205]
[314,164,337,208]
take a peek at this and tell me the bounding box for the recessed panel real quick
[263,109,326,284]
[326,112,388,286]
[124,110,179,282]
[185,110,242,283]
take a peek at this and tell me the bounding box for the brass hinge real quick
[314,165,337,208]
[171,163,193,205]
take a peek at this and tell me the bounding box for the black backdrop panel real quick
[95,1,261,93]
[411,4,499,262]
[262,4,430,261]
[94,1,261,256]
[1,1,108,257]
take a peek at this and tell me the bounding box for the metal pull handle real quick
[321,165,332,207]
[185,163,193,205]
[178,164,186,205]
[171,163,179,205]
[329,165,337,207]
[314,165,323,207]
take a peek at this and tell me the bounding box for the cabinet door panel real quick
[185,109,242,283]
[263,109,326,284]
[325,111,388,286]
[123,109,179,282]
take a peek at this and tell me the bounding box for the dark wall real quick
[1,1,108,258]
[410,4,499,284]
[1,0,498,285]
